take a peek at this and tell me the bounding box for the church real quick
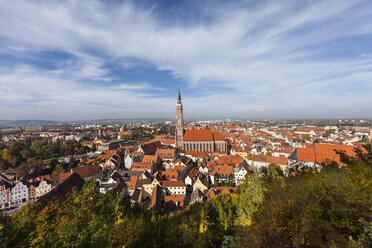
[175,90,228,153]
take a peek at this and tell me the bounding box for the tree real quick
[52,164,65,175]
[67,156,79,171]
[236,171,267,226]
[0,214,15,248]
[15,160,43,179]
[202,156,208,165]
[326,129,335,135]
[1,149,10,161]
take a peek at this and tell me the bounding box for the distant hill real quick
[0,120,63,127]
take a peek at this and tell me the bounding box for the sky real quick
[0,0,372,120]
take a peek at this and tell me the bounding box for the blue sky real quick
[0,0,371,120]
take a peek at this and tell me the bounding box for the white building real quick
[35,180,52,199]
[11,181,28,206]
[234,166,249,185]
[161,181,186,195]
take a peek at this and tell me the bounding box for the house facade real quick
[161,180,186,196]
[35,180,52,200]
[11,181,28,206]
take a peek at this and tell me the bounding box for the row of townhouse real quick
[0,161,106,210]
[0,175,53,209]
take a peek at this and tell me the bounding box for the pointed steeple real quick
[177,88,182,104]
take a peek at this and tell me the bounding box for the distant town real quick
[0,91,371,213]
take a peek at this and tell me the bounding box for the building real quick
[189,188,205,205]
[210,165,234,185]
[161,180,186,196]
[246,155,288,171]
[24,125,42,132]
[184,167,198,186]
[192,176,209,193]
[0,175,12,209]
[35,179,52,200]
[288,143,364,168]
[157,148,176,161]
[175,89,184,148]
[37,173,85,205]
[175,90,228,153]
[72,164,102,182]
[182,129,228,152]
[10,181,28,206]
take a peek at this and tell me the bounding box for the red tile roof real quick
[297,143,363,166]
[211,165,234,176]
[142,154,159,164]
[131,162,153,172]
[151,184,162,210]
[157,149,176,159]
[51,172,72,185]
[127,176,139,191]
[183,129,226,142]
[98,150,117,163]
[206,187,218,201]
[183,129,214,141]
[215,155,243,165]
[213,132,225,141]
[161,180,186,187]
[165,195,184,208]
[71,164,101,178]
[162,169,179,181]
[187,167,198,179]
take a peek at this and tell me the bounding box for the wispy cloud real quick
[0,0,371,119]
[114,82,163,90]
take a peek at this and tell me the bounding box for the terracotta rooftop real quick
[51,172,72,185]
[151,184,162,210]
[165,194,185,208]
[215,155,243,165]
[215,186,236,195]
[213,132,225,141]
[162,169,179,181]
[98,150,117,163]
[37,173,85,205]
[141,141,163,155]
[211,165,234,176]
[252,155,288,165]
[71,164,102,178]
[187,167,198,179]
[296,143,362,166]
[183,129,214,141]
[142,154,159,164]
[161,180,186,187]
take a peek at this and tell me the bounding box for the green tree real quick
[67,156,79,171]
[52,164,65,175]
[236,171,267,226]
[325,129,335,135]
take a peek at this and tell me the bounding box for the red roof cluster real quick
[71,164,101,178]
[297,143,363,166]
[183,129,226,142]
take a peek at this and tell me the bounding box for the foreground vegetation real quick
[1,145,371,248]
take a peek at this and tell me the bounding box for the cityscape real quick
[1,1,372,248]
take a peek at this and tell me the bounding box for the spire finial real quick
[177,88,182,104]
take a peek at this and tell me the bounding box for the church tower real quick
[175,89,184,148]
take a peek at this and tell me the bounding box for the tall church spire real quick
[177,88,182,104]
[175,89,184,148]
